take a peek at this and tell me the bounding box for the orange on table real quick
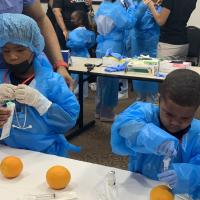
[150,185,174,200]
[46,165,71,190]
[0,156,23,178]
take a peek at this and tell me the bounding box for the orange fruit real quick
[0,156,23,178]
[150,185,174,200]
[46,165,71,190]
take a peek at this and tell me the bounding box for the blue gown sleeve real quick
[172,163,200,198]
[112,2,147,29]
[40,74,80,134]
[171,131,200,198]
[111,102,178,156]
[67,29,96,49]
[32,54,80,135]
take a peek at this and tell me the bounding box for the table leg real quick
[66,73,95,140]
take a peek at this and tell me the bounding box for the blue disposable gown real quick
[130,5,162,97]
[95,0,140,57]
[111,102,200,199]
[66,27,96,57]
[66,27,96,95]
[95,0,143,108]
[0,53,80,157]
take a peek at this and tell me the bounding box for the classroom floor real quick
[68,83,200,170]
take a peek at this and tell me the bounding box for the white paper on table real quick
[0,102,15,140]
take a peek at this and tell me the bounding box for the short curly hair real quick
[159,69,200,107]
[71,10,90,29]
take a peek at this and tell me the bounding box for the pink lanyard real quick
[3,70,35,85]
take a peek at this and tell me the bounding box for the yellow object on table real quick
[150,185,174,200]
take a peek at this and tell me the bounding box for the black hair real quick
[159,69,200,107]
[72,10,90,29]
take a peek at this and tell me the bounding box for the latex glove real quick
[158,170,177,188]
[157,141,177,158]
[15,84,52,116]
[105,49,124,60]
[0,84,16,102]
[105,63,127,72]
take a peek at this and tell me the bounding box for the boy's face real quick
[2,43,32,65]
[159,97,196,133]
[71,13,81,27]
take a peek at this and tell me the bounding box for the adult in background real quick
[144,0,197,60]
[130,0,162,103]
[95,0,146,122]
[52,0,93,49]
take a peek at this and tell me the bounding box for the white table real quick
[69,57,200,79]
[69,57,164,81]
[67,57,200,140]
[0,145,183,200]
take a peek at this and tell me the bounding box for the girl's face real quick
[2,43,33,65]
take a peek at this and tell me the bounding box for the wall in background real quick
[188,0,200,28]
[42,2,200,28]
[41,3,47,12]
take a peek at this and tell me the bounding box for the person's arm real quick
[111,102,178,156]
[39,71,80,133]
[85,0,92,10]
[144,0,170,26]
[113,2,147,30]
[0,107,10,128]
[52,7,68,39]
[23,0,74,90]
[168,141,200,198]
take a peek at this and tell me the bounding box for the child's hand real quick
[0,107,11,128]
[158,170,177,188]
[157,141,177,158]
[0,84,16,102]
[15,84,52,116]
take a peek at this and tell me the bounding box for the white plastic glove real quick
[158,170,177,188]
[15,84,52,116]
[157,141,177,158]
[0,84,17,102]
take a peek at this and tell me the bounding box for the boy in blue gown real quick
[111,69,200,199]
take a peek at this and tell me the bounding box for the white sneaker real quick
[118,91,128,100]
[73,82,88,98]
[74,85,79,95]
[89,82,97,91]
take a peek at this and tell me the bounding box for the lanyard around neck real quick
[3,70,35,85]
